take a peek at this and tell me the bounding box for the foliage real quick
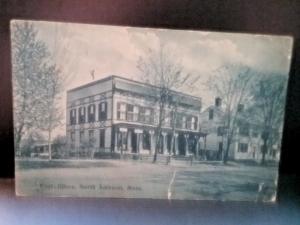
[246,73,288,164]
[11,21,64,159]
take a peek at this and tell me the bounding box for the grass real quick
[15,159,278,202]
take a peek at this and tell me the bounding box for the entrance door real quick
[178,134,186,155]
[131,132,137,153]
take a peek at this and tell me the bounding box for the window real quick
[88,130,94,144]
[217,127,224,136]
[209,109,214,120]
[176,114,182,128]
[186,116,192,129]
[88,104,95,122]
[117,102,126,120]
[192,116,198,130]
[139,107,146,122]
[252,131,259,138]
[70,131,75,142]
[182,116,187,129]
[238,143,248,153]
[79,130,85,143]
[133,106,139,122]
[145,108,153,123]
[78,107,86,124]
[99,102,107,121]
[239,124,250,136]
[163,110,171,127]
[70,109,76,125]
[126,104,134,121]
[99,129,105,148]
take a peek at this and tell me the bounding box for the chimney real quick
[215,97,222,107]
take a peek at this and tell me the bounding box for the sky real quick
[12,20,294,136]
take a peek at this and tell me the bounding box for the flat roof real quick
[67,75,201,102]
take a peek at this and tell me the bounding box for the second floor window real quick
[117,102,126,120]
[217,126,224,136]
[239,124,250,136]
[182,116,187,129]
[99,102,107,121]
[186,116,192,129]
[209,109,214,120]
[139,107,146,122]
[145,108,154,124]
[127,104,134,121]
[192,116,198,130]
[78,107,86,124]
[88,104,95,122]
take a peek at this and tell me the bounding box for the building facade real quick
[66,76,204,157]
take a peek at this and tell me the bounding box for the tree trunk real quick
[223,137,232,164]
[153,130,161,163]
[48,129,52,160]
[261,138,267,165]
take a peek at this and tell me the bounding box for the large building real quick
[66,75,205,157]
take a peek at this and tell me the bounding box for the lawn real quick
[15,159,278,202]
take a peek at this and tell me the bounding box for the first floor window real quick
[70,131,75,142]
[88,130,94,144]
[79,130,85,143]
[238,143,248,153]
[70,109,76,125]
[99,129,105,148]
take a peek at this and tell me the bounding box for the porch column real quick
[119,128,128,155]
[162,132,168,155]
[184,134,189,156]
[114,130,119,152]
[174,133,179,155]
[127,130,132,152]
[149,130,155,155]
[195,135,200,159]
[204,135,207,160]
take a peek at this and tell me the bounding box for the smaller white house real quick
[199,97,280,162]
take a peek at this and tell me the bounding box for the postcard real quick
[12,20,293,201]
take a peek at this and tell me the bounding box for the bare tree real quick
[137,44,192,162]
[11,22,49,154]
[208,64,254,164]
[246,73,288,165]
